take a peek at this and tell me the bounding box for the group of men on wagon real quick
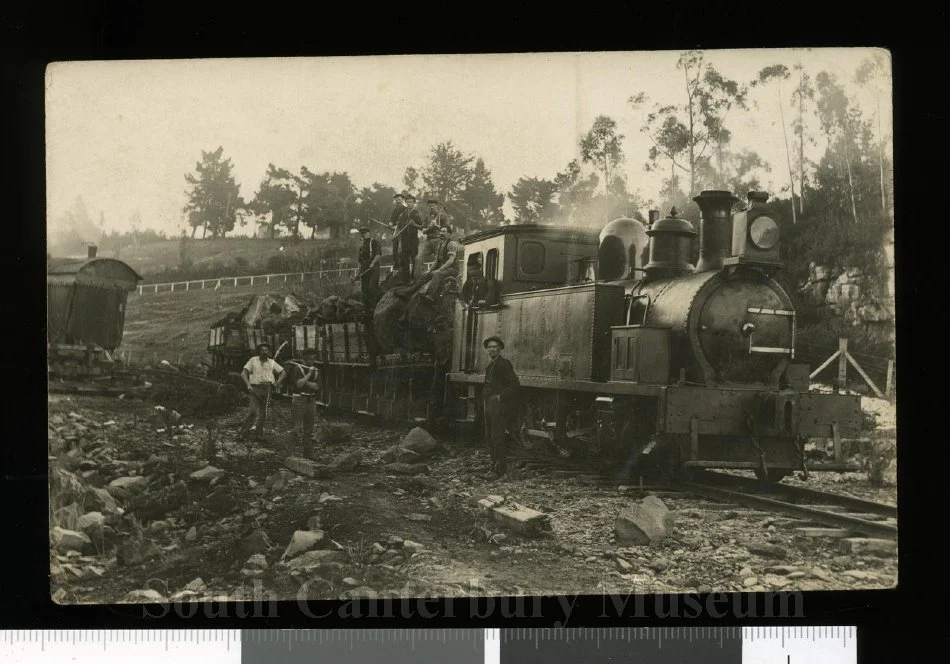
[354,192,461,310]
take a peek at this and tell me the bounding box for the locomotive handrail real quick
[626,294,651,326]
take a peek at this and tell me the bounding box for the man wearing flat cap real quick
[238,342,286,444]
[388,192,408,275]
[482,336,520,478]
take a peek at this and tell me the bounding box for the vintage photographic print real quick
[47,48,895,605]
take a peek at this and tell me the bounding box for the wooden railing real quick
[132,262,436,296]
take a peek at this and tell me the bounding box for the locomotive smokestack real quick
[648,210,659,226]
[693,190,739,272]
[87,244,98,258]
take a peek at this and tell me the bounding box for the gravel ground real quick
[48,392,898,605]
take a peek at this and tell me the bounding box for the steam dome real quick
[598,218,649,281]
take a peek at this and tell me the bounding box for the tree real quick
[459,158,505,225]
[790,59,816,216]
[247,164,297,239]
[183,147,243,239]
[855,51,892,222]
[353,183,398,230]
[815,72,861,224]
[300,171,358,239]
[403,167,420,197]
[753,64,798,224]
[630,51,746,197]
[580,115,625,223]
[508,177,559,223]
[422,141,473,209]
[554,159,600,225]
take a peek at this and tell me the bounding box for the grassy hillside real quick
[120,275,359,368]
[98,236,374,279]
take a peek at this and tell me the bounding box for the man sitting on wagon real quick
[423,225,462,304]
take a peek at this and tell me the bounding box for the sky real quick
[45,48,892,238]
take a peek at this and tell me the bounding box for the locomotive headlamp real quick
[749,216,779,250]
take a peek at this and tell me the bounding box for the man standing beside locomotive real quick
[238,342,287,444]
[482,336,520,479]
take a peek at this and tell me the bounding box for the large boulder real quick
[83,486,119,514]
[381,427,439,464]
[614,496,675,545]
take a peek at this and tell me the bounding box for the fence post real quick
[267,275,271,284]
[885,359,895,399]
[837,337,848,394]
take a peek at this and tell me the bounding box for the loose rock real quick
[189,465,226,482]
[109,476,148,493]
[51,527,91,554]
[384,463,429,476]
[614,496,675,545]
[330,451,362,473]
[282,530,326,560]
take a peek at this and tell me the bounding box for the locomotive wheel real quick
[511,402,549,453]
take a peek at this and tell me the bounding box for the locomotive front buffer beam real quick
[658,385,862,472]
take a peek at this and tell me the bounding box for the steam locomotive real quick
[264,190,863,481]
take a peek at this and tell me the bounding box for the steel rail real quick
[669,480,897,539]
[689,469,897,518]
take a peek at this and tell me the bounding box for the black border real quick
[6,4,936,663]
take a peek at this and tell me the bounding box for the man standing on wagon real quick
[388,191,409,275]
[355,226,381,311]
[402,194,426,279]
[482,336,520,479]
[238,342,286,445]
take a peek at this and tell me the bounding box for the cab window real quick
[466,252,483,280]
[518,241,545,276]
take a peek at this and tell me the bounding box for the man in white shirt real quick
[238,342,286,443]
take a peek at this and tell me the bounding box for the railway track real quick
[505,448,898,541]
[671,470,897,540]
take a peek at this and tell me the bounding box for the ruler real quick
[1,627,855,663]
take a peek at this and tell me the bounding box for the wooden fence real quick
[132,262,435,296]
[808,337,895,400]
